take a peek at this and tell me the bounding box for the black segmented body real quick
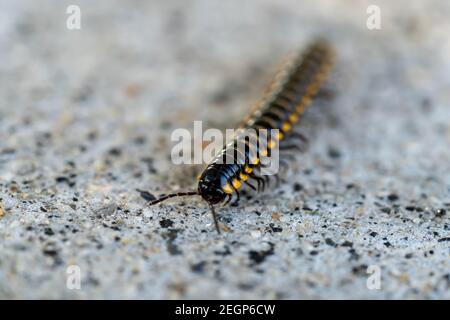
[198,41,335,206]
[148,40,335,233]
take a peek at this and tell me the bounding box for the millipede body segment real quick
[147,40,335,233]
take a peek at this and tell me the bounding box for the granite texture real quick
[0,0,449,299]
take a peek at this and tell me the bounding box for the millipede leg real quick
[281,153,296,162]
[264,174,270,187]
[250,175,262,192]
[234,189,240,202]
[316,86,336,102]
[280,158,290,173]
[289,131,309,144]
[272,174,281,187]
[222,194,232,207]
[249,173,265,192]
[208,204,221,234]
[244,180,257,191]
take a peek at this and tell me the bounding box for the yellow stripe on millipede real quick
[289,113,299,124]
[281,122,292,132]
[276,132,284,140]
[239,173,248,181]
[232,179,241,189]
[222,184,233,194]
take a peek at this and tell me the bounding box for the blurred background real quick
[0,0,449,299]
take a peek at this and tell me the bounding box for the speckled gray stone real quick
[0,0,449,299]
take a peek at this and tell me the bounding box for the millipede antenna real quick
[146,191,199,206]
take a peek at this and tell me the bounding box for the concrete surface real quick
[0,0,449,299]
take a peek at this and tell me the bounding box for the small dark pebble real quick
[293,183,303,192]
[348,248,360,261]
[190,261,207,273]
[134,136,146,145]
[141,157,157,174]
[387,193,399,201]
[435,209,446,218]
[162,229,182,255]
[443,274,450,284]
[87,131,97,140]
[269,224,283,233]
[438,237,450,242]
[44,227,54,236]
[136,189,156,202]
[66,160,76,169]
[325,238,337,247]
[108,147,122,156]
[352,264,368,276]
[341,241,353,247]
[238,283,255,291]
[328,147,341,159]
[248,243,274,266]
[1,148,16,155]
[42,249,58,257]
[55,176,70,183]
[55,176,75,187]
[86,277,100,286]
[159,219,174,228]
[214,246,232,256]
[369,231,378,237]
[210,88,232,105]
[380,207,391,214]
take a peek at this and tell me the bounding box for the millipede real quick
[146,40,335,233]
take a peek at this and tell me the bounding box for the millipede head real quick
[197,176,227,205]
[199,186,226,206]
